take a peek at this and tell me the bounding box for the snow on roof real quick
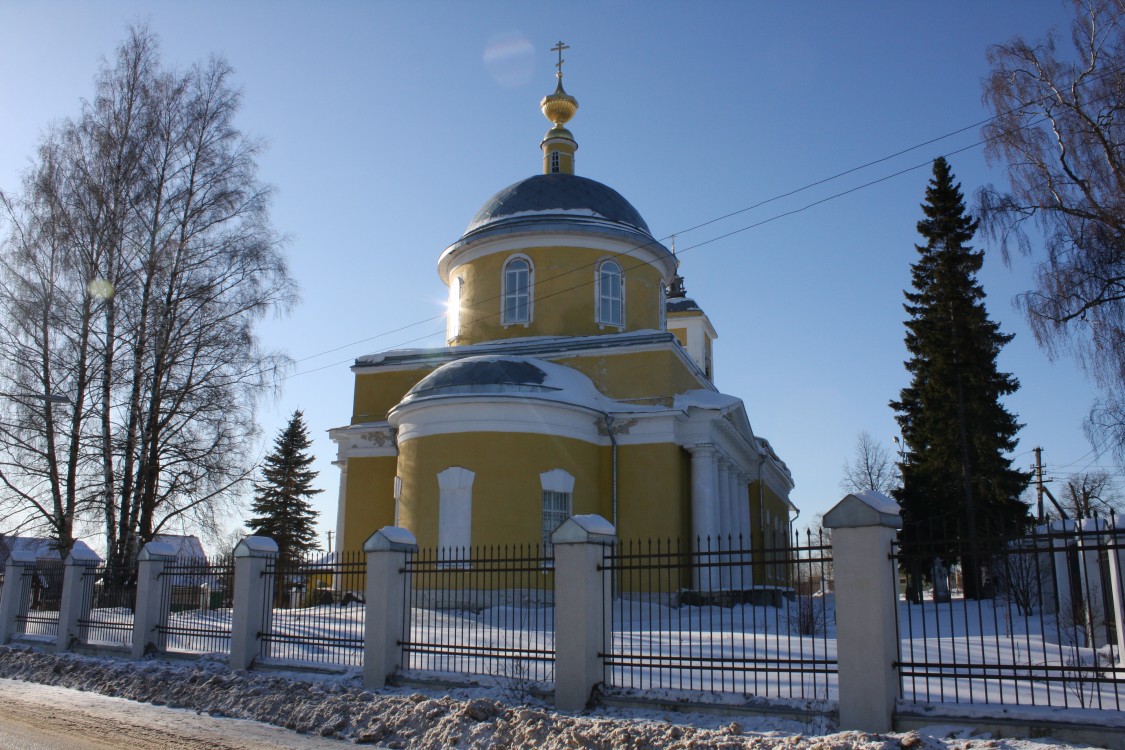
[151,534,207,562]
[0,537,100,563]
[850,489,900,516]
[673,389,741,412]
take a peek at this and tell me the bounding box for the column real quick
[717,458,733,591]
[0,551,35,645]
[1077,518,1109,648]
[823,491,902,733]
[689,444,719,591]
[56,546,101,651]
[552,514,616,712]
[1105,516,1125,664]
[363,526,418,689]
[131,541,178,658]
[229,536,278,670]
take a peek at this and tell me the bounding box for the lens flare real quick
[87,278,115,299]
[483,32,534,88]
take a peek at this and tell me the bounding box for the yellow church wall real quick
[395,431,605,550]
[352,368,432,423]
[613,443,691,542]
[448,245,665,345]
[340,456,398,555]
[558,349,703,402]
[748,480,793,587]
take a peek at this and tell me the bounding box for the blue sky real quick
[0,1,1112,548]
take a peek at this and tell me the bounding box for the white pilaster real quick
[689,444,720,591]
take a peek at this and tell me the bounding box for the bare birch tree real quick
[979,0,1125,453]
[0,27,295,568]
[839,430,900,495]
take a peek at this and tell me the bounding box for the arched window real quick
[550,151,561,173]
[437,467,475,551]
[596,259,624,327]
[502,257,532,325]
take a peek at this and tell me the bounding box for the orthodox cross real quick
[551,41,569,77]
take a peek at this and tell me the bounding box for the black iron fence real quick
[156,555,234,654]
[14,560,64,640]
[77,563,136,647]
[600,533,836,701]
[257,550,366,667]
[401,544,555,684]
[893,515,1125,710]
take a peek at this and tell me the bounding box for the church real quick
[330,47,796,588]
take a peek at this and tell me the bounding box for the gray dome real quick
[406,357,554,399]
[464,174,651,236]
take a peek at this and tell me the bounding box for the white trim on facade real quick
[437,466,475,550]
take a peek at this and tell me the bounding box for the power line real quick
[276,66,1125,384]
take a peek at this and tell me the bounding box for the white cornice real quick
[328,422,397,460]
[438,230,677,284]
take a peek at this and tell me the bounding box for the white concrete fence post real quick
[131,541,178,658]
[0,551,35,645]
[823,490,902,734]
[56,546,102,651]
[552,514,616,712]
[363,526,418,689]
[229,536,278,670]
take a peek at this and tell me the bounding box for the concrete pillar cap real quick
[552,514,616,546]
[234,536,278,558]
[823,490,902,529]
[65,547,103,565]
[364,526,418,553]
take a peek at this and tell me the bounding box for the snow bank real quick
[0,646,1085,750]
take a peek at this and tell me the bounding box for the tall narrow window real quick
[596,260,624,327]
[550,151,561,173]
[540,469,575,553]
[658,282,667,330]
[502,257,532,325]
[447,276,464,341]
[437,467,474,551]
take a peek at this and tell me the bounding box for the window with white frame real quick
[540,469,575,553]
[502,257,532,325]
[437,467,474,551]
[447,276,464,340]
[596,259,624,327]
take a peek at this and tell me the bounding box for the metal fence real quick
[156,555,234,654]
[893,516,1125,710]
[14,559,64,640]
[600,533,836,701]
[257,550,366,667]
[402,544,556,683]
[77,564,136,647]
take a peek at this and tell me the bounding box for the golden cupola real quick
[540,41,578,175]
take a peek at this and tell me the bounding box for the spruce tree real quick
[890,158,1030,599]
[248,410,322,563]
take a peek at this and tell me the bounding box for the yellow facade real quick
[330,62,796,592]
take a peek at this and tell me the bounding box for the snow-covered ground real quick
[0,645,1115,749]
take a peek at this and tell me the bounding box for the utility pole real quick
[1033,446,1046,523]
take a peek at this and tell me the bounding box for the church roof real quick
[463,173,652,237]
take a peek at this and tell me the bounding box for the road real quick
[0,678,347,750]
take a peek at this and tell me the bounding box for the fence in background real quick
[257,550,366,667]
[401,544,555,682]
[893,516,1125,710]
[77,563,136,647]
[600,533,835,701]
[156,555,234,655]
[14,560,63,640]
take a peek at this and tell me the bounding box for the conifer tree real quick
[248,411,322,563]
[890,158,1030,599]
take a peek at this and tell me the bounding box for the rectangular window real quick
[541,490,571,553]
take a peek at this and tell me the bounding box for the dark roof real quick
[405,357,554,399]
[667,298,703,313]
[464,174,651,235]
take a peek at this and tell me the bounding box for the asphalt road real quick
[0,679,347,750]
